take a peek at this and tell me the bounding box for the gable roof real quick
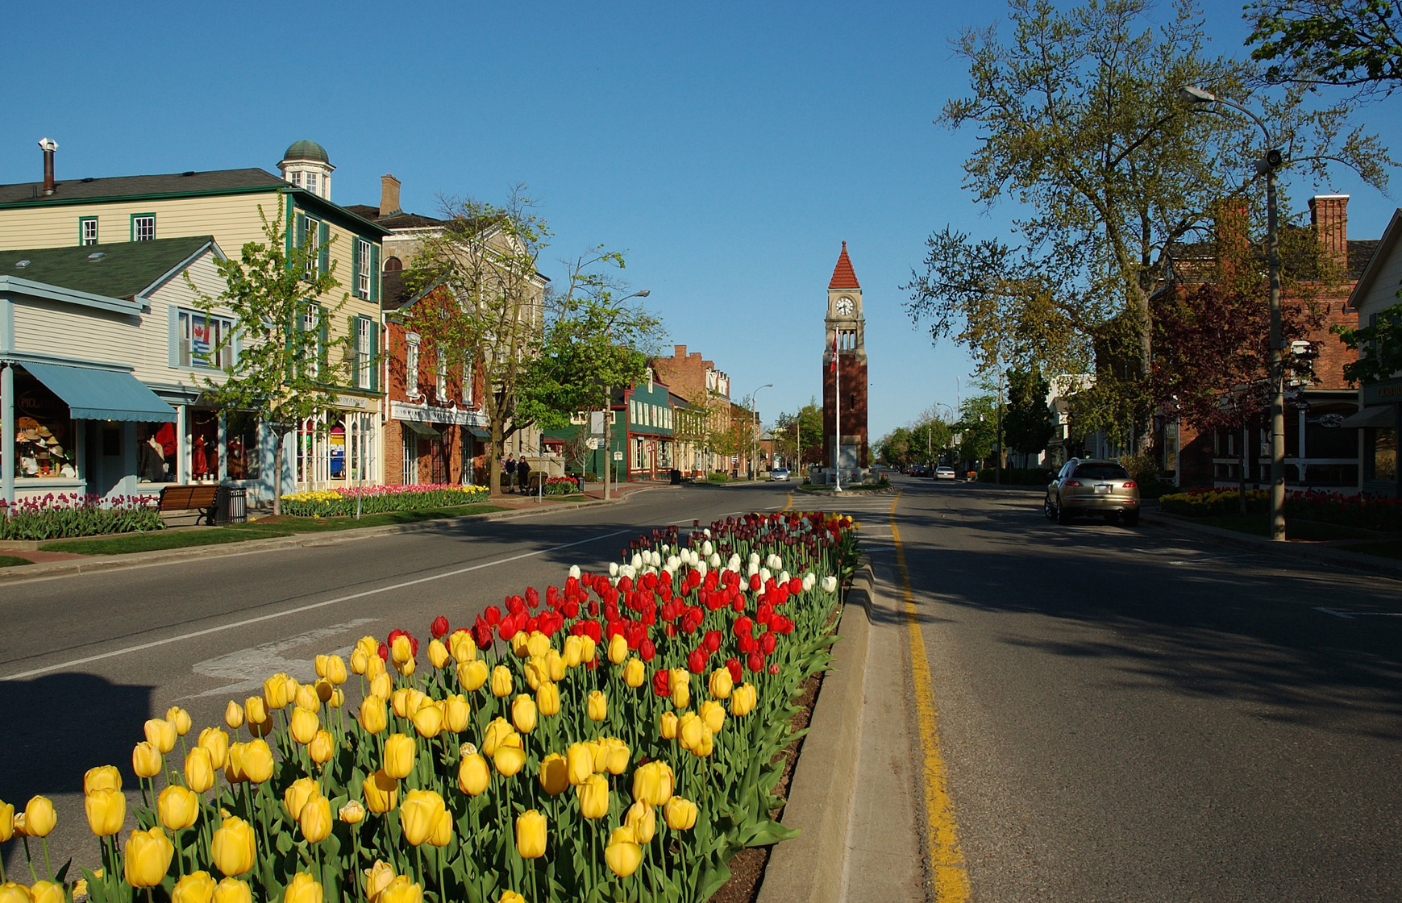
[0,236,218,300]
[1348,208,1402,309]
[0,169,287,207]
[829,241,860,290]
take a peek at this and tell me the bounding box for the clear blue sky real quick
[3,1,1396,438]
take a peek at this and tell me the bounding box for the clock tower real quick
[822,242,868,472]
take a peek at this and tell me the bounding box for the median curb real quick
[757,556,875,903]
[1144,509,1402,580]
[0,490,655,586]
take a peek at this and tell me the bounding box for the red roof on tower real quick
[829,241,860,290]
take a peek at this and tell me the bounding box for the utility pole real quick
[996,367,1004,486]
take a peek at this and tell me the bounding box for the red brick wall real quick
[822,356,868,467]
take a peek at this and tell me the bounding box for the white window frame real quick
[303,304,321,379]
[303,218,320,279]
[355,318,373,390]
[461,352,474,405]
[436,349,448,400]
[177,309,235,370]
[357,238,372,299]
[132,215,155,242]
[80,218,98,246]
[406,333,421,399]
[306,172,318,196]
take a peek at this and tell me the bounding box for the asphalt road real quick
[875,475,1402,902]
[0,482,796,880]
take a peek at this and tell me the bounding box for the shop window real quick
[634,438,645,469]
[178,310,235,370]
[1371,428,1397,482]
[137,422,178,483]
[226,413,261,482]
[9,371,75,480]
[402,425,417,485]
[188,409,220,482]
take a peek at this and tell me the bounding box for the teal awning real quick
[23,361,176,422]
[402,419,442,440]
[466,427,490,439]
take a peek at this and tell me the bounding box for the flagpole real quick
[833,329,841,492]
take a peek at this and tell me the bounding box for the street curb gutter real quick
[1144,510,1402,580]
[757,556,874,903]
[0,492,650,586]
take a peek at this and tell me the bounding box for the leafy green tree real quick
[774,400,823,470]
[955,394,999,466]
[1335,310,1402,384]
[1247,0,1402,99]
[875,427,914,468]
[190,194,349,515]
[905,0,1389,449]
[1004,369,1053,457]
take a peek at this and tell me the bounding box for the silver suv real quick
[1044,458,1140,526]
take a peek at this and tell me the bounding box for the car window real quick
[1073,464,1130,480]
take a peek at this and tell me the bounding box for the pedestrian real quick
[517,457,532,495]
[504,453,516,493]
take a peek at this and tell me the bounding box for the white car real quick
[934,466,957,481]
[769,468,791,482]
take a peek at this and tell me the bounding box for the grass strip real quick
[0,555,32,568]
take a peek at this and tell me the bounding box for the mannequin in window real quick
[140,435,167,482]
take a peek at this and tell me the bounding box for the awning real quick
[402,419,442,440]
[466,427,490,439]
[23,361,176,422]
[1341,405,1397,429]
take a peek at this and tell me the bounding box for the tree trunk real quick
[273,428,287,516]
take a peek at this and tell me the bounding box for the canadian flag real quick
[830,331,838,373]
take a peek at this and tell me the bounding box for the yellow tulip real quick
[23,796,55,838]
[411,703,445,739]
[511,695,537,733]
[290,707,320,745]
[515,809,547,859]
[339,800,366,824]
[166,706,193,736]
[606,634,627,665]
[660,711,679,740]
[383,734,416,780]
[243,696,269,731]
[0,801,10,843]
[443,694,471,733]
[125,825,175,887]
[369,672,393,700]
[623,657,646,688]
[577,774,609,819]
[184,747,215,794]
[708,668,734,700]
[730,683,757,717]
[446,745,483,790]
[198,728,230,770]
[428,810,453,848]
[449,631,477,663]
[538,754,568,796]
[534,682,560,718]
[29,882,62,903]
[294,684,321,713]
[428,639,451,669]
[545,649,565,682]
[587,691,607,722]
[670,675,690,709]
[523,659,545,692]
[145,718,177,754]
[562,635,583,668]
[211,817,256,876]
[358,696,388,735]
[604,826,643,877]
[240,739,274,783]
[526,631,550,659]
[350,647,371,676]
[510,633,530,659]
[391,634,414,665]
[699,700,726,735]
[171,870,216,903]
[282,872,322,903]
[632,761,675,806]
[378,876,423,903]
[498,892,525,903]
[283,777,320,821]
[566,743,593,786]
[158,785,200,831]
[366,654,387,681]
[490,665,513,697]
[364,861,396,900]
[625,800,656,844]
[213,878,253,903]
[324,654,348,685]
[602,738,630,775]
[329,687,345,709]
[84,765,122,795]
[390,688,413,720]
[224,701,245,730]
[363,770,399,814]
[0,883,26,903]
[309,730,335,765]
[495,744,527,777]
[299,795,332,844]
[399,790,447,846]
[580,634,597,664]
[457,659,489,692]
[263,673,291,710]
[481,718,515,757]
[663,796,698,830]
[84,788,125,837]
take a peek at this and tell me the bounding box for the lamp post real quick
[601,289,650,502]
[1179,85,1286,541]
[750,383,772,481]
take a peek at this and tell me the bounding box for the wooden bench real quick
[158,485,220,524]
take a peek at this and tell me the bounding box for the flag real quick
[830,331,838,373]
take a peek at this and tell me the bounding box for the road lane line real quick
[890,490,971,901]
[1,529,632,681]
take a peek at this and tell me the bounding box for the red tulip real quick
[726,657,742,683]
[687,648,708,674]
[747,653,764,673]
[430,616,450,639]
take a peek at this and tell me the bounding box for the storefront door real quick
[87,424,125,498]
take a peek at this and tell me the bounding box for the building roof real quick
[0,236,216,300]
[0,168,288,207]
[282,140,329,164]
[344,204,446,230]
[829,241,860,290]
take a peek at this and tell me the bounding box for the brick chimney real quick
[673,344,687,359]
[38,137,57,196]
[1212,198,1250,283]
[380,174,402,218]
[1309,194,1349,268]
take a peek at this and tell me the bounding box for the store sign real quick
[390,401,487,427]
[1363,377,1402,406]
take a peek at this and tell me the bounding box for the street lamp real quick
[750,383,772,481]
[1180,85,1286,541]
[601,289,650,502]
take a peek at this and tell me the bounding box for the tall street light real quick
[1179,85,1286,541]
[601,289,650,502]
[750,383,772,481]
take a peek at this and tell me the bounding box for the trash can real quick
[216,485,248,525]
[670,469,682,485]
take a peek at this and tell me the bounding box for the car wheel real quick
[1044,495,1058,521]
[1122,511,1140,527]
[1056,503,1074,525]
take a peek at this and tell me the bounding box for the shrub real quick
[542,477,582,496]
[0,493,163,540]
[1160,489,1268,518]
[279,484,489,517]
[1159,489,1402,531]
[707,472,730,483]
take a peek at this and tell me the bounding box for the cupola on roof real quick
[281,140,329,164]
[829,241,860,290]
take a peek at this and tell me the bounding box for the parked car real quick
[934,466,956,481]
[1044,458,1140,525]
[769,467,790,482]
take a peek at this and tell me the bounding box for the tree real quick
[774,400,824,471]
[1335,309,1402,384]
[1247,0,1402,99]
[905,0,1389,449]
[190,194,349,515]
[1004,369,1053,457]
[955,394,1000,467]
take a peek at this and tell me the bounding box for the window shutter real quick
[318,223,330,276]
[370,244,380,305]
[346,316,357,377]
[370,320,380,391]
[167,305,180,367]
[318,307,330,377]
[295,213,308,249]
[351,238,362,297]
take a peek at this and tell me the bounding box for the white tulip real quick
[709,553,722,568]
[748,552,760,566]
[759,567,771,583]
[747,562,760,577]
[702,541,713,557]
[609,561,619,577]
[631,554,643,571]
[780,570,791,585]
[821,575,838,594]
[703,528,712,539]
[569,564,581,580]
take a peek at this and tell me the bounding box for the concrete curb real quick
[0,490,656,586]
[757,556,875,903]
[1144,510,1402,580]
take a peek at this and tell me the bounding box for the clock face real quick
[836,297,854,317]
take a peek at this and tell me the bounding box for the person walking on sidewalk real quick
[517,457,532,495]
[504,454,517,494]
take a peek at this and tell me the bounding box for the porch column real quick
[1297,410,1307,483]
[176,405,187,484]
[1,364,14,506]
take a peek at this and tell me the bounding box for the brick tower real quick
[822,242,868,471]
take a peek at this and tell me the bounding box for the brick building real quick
[650,344,732,476]
[822,243,869,473]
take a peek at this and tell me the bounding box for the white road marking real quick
[1315,607,1402,619]
[1,529,632,682]
[184,618,377,700]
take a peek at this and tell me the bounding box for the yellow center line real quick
[890,489,970,901]
[783,491,793,512]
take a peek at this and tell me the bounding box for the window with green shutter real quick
[370,244,381,305]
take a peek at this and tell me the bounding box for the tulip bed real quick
[1160,488,1402,532]
[0,494,163,541]
[0,511,860,903]
[278,485,491,518]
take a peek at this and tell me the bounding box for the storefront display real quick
[136,422,178,483]
[189,409,220,482]
[9,372,76,480]
[226,413,260,482]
